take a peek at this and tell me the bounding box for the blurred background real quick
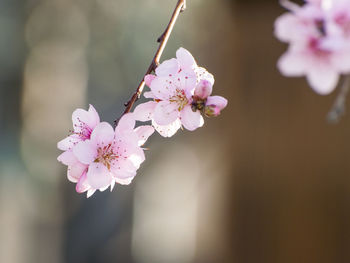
[1,0,350,262]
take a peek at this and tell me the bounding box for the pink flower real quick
[57,104,100,197]
[275,1,350,94]
[71,113,153,196]
[134,48,226,137]
[57,106,154,197]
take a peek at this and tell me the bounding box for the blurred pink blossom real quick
[275,0,350,94]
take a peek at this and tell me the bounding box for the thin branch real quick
[327,76,350,123]
[115,0,186,125]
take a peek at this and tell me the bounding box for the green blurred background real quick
[1,0,350,262]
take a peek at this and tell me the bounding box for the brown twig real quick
[115,0,186,126]
[327,76,350,123]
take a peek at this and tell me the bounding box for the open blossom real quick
[275,0,350,94]
[57,104,100,196]
[134,47,227,137]
[58,108,154,197]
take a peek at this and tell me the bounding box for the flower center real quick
[94,143,118,170]
[169,88,189,111]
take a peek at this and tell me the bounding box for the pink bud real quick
[204,105,221,117]
[194,80,212,99]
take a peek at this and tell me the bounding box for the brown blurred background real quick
[1,0,350,262]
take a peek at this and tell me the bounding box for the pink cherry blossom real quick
[134,48,227,137]
[58,106,154,197]
[275,0,350,94]
[57,104,100,197]
[72,113,153,196]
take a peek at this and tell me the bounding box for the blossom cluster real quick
[275,0,350,94]
[57,48,227,197]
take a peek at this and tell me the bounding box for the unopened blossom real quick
[71,113,154,196]
[275,0,350,94]
[57,104,100,197]
[134,48,227,137]
[192,79,228,117]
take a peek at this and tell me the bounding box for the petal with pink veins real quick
[180,105,204,131]
[154,101,179,126]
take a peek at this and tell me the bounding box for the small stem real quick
[279,0,300,12]
[327,76,350,123]
[115,0,186,126]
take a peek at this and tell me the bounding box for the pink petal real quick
[194,79,213,99]
[206,96,228,110]
[195,67,215,85]
[176,47,197,70]
[144,74,156,87]
[112,158,137,180]
[57,150,78,166]
[150,76,177,100]
[87,189,96,198]
[88,104,101,127]
[152,119,182,137]
[177,70,197,94]
[57,135,80,151]
[133,101,157,122]
[154,101,179,126]
[115,177,133,185]
[128,147,146,168]
[90,122,114,146]
[67,162,87,183]
[76,170,90,193]
[306,68,339,95]
[72,105,100,132]
[274,13,300,42]
[134,125,155,146]
[155,58,180,77]
[86,162,113,189]
[144,91,155,99]
[115,113,136,134]
[73,140,96,164]
[180,105,204,131]
[277,50,307,76]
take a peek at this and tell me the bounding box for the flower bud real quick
[194,79,212,99]
[204,105,221,117]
